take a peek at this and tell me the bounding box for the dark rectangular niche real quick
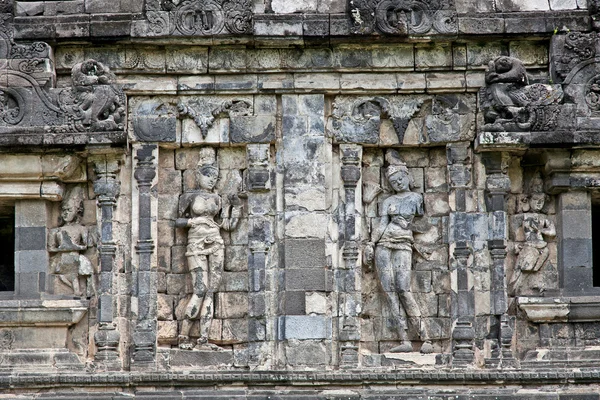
[0,204,15,292]
[593,203,600,287]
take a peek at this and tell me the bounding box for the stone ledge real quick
[0,299,88,327]
[5,368,600,388]
[518,296,600,323]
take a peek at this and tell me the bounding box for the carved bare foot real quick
[389,341,413,353]
[194,336,224,352]
[178,335,194,350]
[420,341,434,354]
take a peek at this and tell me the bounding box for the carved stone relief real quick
[349,0,457,36]
[480,56,572,133]
[509,173,557,296]
[48,186,95,297]
[141,0,253,37]
[329,94,474,146]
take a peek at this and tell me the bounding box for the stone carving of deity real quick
[48,186,94,297]
[509,173,556,292]
[364,151,433,354]
[176,147,241,351]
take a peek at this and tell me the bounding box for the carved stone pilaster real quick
[91,156,121,371]
[339,144,361,368]
[482,152,514,368]
[131,145,157,370]
[446,144,475,367]
[246,144,272,368]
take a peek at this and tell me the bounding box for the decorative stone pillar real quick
[91,156,122,371]
[447,144,475,367]
[246,144,273,367]
[481,152,515,367]
[338,144,361,368]
[131,145,158,370]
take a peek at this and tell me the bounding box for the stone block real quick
[285,340,331,365]
[15,227,46,251]
[230,116,276,143]
[340,73,398,91]
[285,291,306,315]
[15,250,47,273]
[505,16,546,33]
[157,168,182,194]
[425,167,448,192]
[89,14,132,38]
[157,294,174,320]
[415,44,452,71]
[467,43,508,69]
[166,47,208,74]
[224,245,248,272]
[459,17,505,35]
[221,271,248,292]
[166,273,188,295]
[221,319,248,344]
[181,117,229,145]
[215,75,258,92]
[158,194,178,221]
[215,292,248,319]
[424,193,451,217]
[497,0,550,10]
[157,220,175,247]
[561,210,592,239]
[169,349,233,368]
[432,270,451,294]
[157,272,167,293]
[305,291,328,315]
[284,239,326,269]
[413,271,432,293]
[171,245,187,274]
[286,268,329,291]
[272,0,318,13]
[285,212,329,239]
[157,320,178,342]
[278,315,332,339]
[294,73,340,91]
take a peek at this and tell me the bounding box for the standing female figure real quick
[176,147,241,350]
[365,159,432,354]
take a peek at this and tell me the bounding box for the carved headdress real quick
[385,149,409,179]
[197,147,218,176]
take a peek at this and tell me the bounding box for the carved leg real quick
[196,249,224,350]
[179,258,207,350]
[393,248,432,353]
[375,246,410,352]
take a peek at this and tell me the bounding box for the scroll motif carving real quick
[350,0,457,36]
[176,147,242,350]
[158,0,253,36]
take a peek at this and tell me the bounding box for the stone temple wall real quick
[1,0,600,398]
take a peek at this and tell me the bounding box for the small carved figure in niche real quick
[509,173,556,292]
[71,60,125,131]
[482,56,564,132]
[48,186,95,297]
[364,150,433,354]
[176,147,241,351]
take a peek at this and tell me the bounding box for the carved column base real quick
[131,321,156,371]
[94,323,121,371]
[452,318,475,367]
[340,342,359,369]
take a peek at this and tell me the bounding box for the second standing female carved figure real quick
[364,154,433,354]
[176,147,241,350]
